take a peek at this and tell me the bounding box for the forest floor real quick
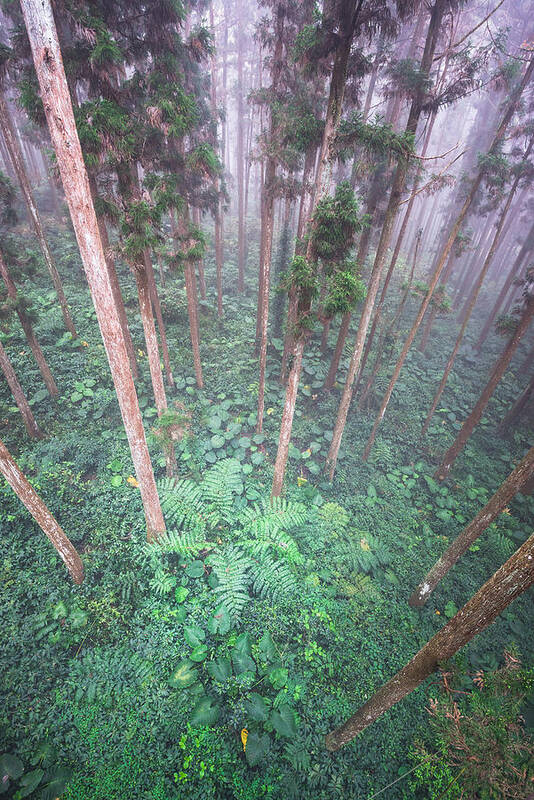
[1,217,533,800]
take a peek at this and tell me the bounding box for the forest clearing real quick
[0,0,534,797]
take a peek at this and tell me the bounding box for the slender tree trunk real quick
[89,180,139,380]
[361,53,534,462]
[411,445,534,606]
[421,159,529,435]
[0,340,43,438]
[499,373,534,432]
[519,340,534,374]
[0,438,84,583]
[326,0,446,478]
[0,90,77,337]
[144,249,174,389]
[134,265,168,412]
[475,222,534,352]
[184,258,204,389]
[21,0,165,539]
[192,207,207,301]
[0,249,58,397]
[209,5,224,319]
[325,533,534,751]
[436,295,534,478]
[256,5,285,433]
[236,1,246,293]
[271,339,305,497]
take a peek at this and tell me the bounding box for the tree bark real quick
[437,295,534,479]
[271,339,305,497]
[144,249,174,389]
[421,153,528,436]
[210,5,224,319]
[499,373,534,432]
[362,52,534,462]
[0,249,58,397]
[325,533,534,751]
[475,221,534,352]
[326,0,446,479]
[20,0,165,539]
[0,340,43,439]
[236,0,246,293]
[192,207,207,301]
[0,438,83,583]
[411,445,534,606]
[0,89,77,338]
[257,4,285,433]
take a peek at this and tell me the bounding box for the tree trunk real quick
[411,445,534,607]
[326,0,446,479]
[325,533,534,751]
[144,249,174,389]
[236,0,246,293]
[0,340,43,439]
[209,4,224,319]
[421,155,528,436]
[271,339,305,497]
[0,249,58,397]
[88,173,138,380]
[184,259,204,389]
[21,0,165,539]
[0,90,77,338]
[0,438,83,583]
[499,373,534,432]
[475,221,534,352]
[192,207,207,301]
[257,4,285,433]
[362,52,534,462]
[437,295,534,479]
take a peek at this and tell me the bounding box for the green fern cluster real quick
[150,460,307,622]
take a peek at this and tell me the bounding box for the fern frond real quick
[245,531,303,564]
[208,544,251,620]
[239,496,307,536]
[146,528,209,557]
[250,553,297,603]
[158,477,209,534]
[201,458,243,524]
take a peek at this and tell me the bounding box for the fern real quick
[250,553,297,603]
[332,533,391,578]
[158,477,208,534]
[246,531,303,564]
[146,528,209,557]
[239,496,307,536]
[201,458,243,524]
[208,545,251,620]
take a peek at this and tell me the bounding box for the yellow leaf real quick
[138,349,144,357]
[127,475,139,487]
[81,340,89,347]
[241,728,248,752]
[502,507,511,515]
[435,610,441,615]
[360,537,370,551]
[266,408,274,415]
[297,476,308,487]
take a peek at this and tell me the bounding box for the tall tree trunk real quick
[184,258,204,389]
[325,533,534,751]
[410,445,534,606]
[436,294,534,479]
[326,0,446,479]
[209,4,224,319]
[475,221,534,352]
[0,340,43,438]
[0,438,83,583]
[192,207,207,301]
[361,53,534,462]
[0,249,58,397]
[421,156,529,436]
[256,4,285,433]
[88,173,138,380]
[144,249,174,389]
[236,0,246,293]
[21,0,165,539]
[0,90,77,337]
[272,0,359,494]
[499,373,534,432]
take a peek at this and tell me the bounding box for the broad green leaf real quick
[40,767,73,800]
[190,644,209,662]
[184,625,206,647]
[207,657,231,682]
[190,696,220,727]
[13,768,44,798]
[185,561,204,578]
[245,731,270,767]
[168,660,198,688]
[210,434,225,449]
[0,754,23,780]
[232,633,256,675]
[268,667,288,689]
[271,704,297,738]
[259,632,276,662]
[244,692,269,722]
[110,475,123,487]
[175,587,189,604]
[207,604,231,635]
